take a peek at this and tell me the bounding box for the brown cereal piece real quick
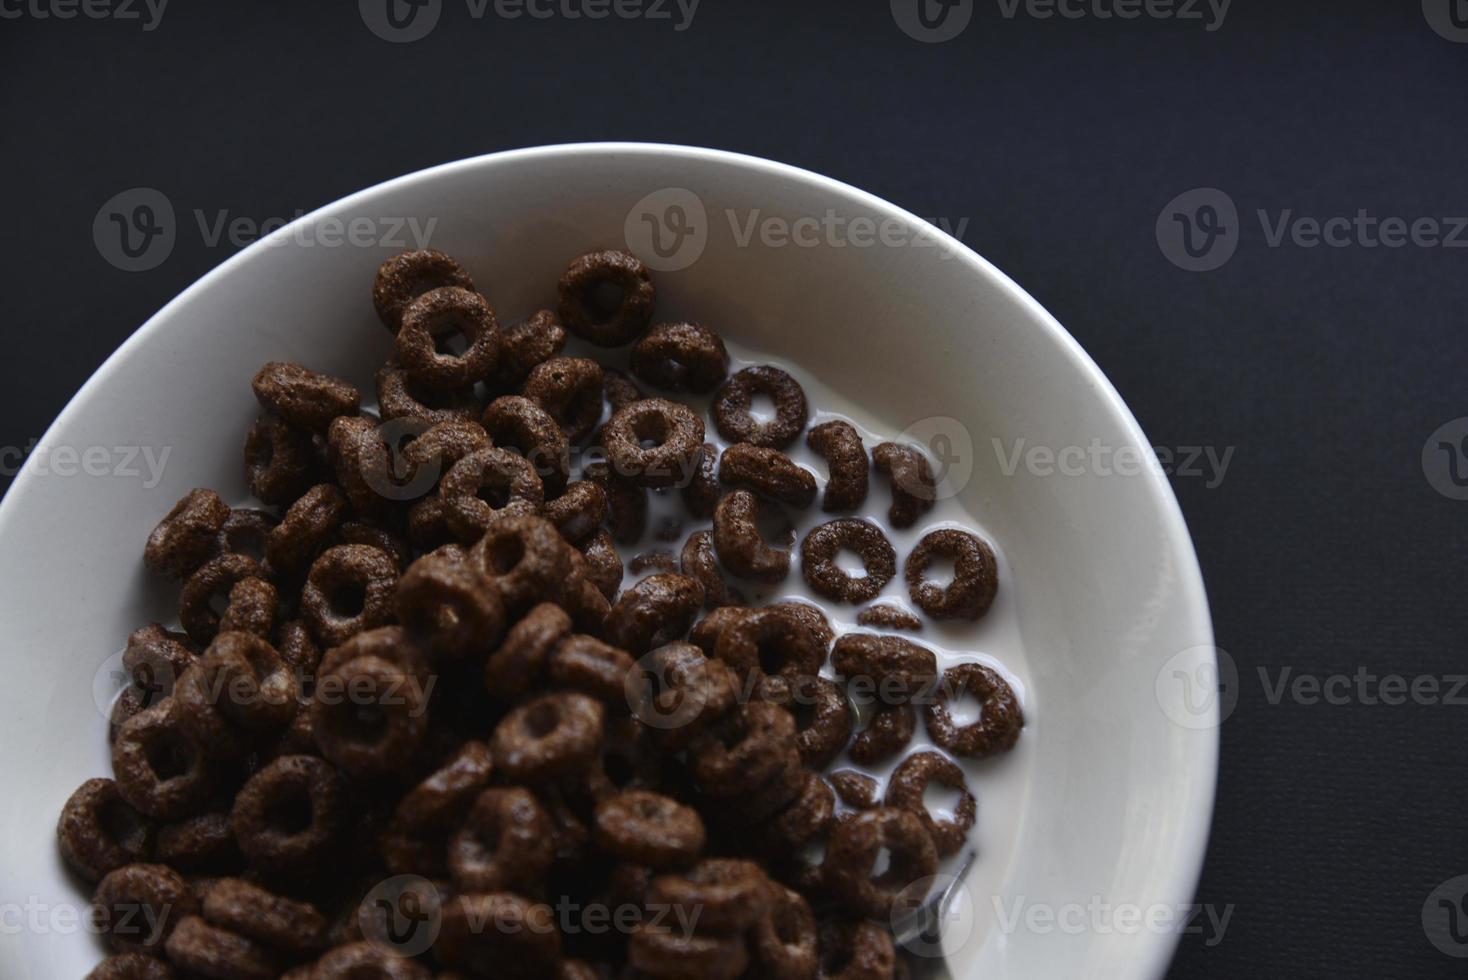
[183,631,299,735]
[848,703,916,765]
[679,441,721,519]
[375,364,479,427]
[712,606,821,688]
[828,771,881,812]
[315,941,432,979]
[593,790,705,869]
[832,634,938,705]
[396,548,506,661]
[885,751,976,858]
[265,483,348,576]
[175,551,255,649]
[856,603,922,631]
[727,757,818,834]
[230,755,348,879]
[647,858,765,933]
[469,514,572,615]
[484,602,571,699]
[713,365,809,450]
[216,577,277,638]
[629,924,750,980]
[712,489,792,583]
[154,813,240,874]
[544,479,608,543]
[564,563,612,634]
[872,442,936,529]
[604,572,705,653]
[603,367,644,413]
[322,415,394,520]
[800,519,896,604]
[572,531,621,602]
[300,544,399,648]
[679,529,742,608]
[494,309,568,389]
[434,892,562,976]
[771,600,836,652]
[372,248,475,332]
[524,356,605,443]
[85,953,177,980]
[124,624,194,699]
[243,413,317,506]
[549,634,637,705]
[630,642,738,748]
[396,286,503,389]
[401,417,492,492]
[57,779,154,882]
[557,249,655,348]
[603,398,705,490]
[789,676,854,770]
[381,740,493,875]
[690,701,796,798]
[109,685,157,744]
[251,362,361,432]
[174,661,264,762]
[311,648,429,779]
[719,443,818,509]
[751,882,820,980]
[439,446,547,540]
[144,489,229,580]
[215,510,277,566]
[807,419,869,513]
[629,550,678,575]
[686,604,751,658]
[332,519,410,570]
[164,915,277,980]
[583,460,647,544]
[923,662,1023,758]
[406,495,456,551]
[816,920,896,980]
[276,620,321,678]
[629,321,729,394]
[201,877,327,955]
[906,527,999,621]
[823,808,937,920]
[111,700,218,820]
[486,394,577,496]
[491,691,605,783]
[449,787,556,892]
[91,863,194,954]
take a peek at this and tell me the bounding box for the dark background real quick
[4,0,1465,975]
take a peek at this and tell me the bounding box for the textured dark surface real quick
[3,1,1466,975]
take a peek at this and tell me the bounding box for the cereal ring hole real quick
[923,782,967,821]
[480,533,525,575]
[588,280,627,319]
[918,555,957,589]
[144,734,194,781]
[327,580,368,619]
[263,791,314,835]
[525,699,562,738]
[834,548,870,578]
[748,392,777,423]
[945,690,985,726]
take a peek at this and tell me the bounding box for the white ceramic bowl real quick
[0,143,1215,979]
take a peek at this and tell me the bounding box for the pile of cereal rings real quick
[59,248,1024,980]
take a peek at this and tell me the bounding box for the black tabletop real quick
[4,1,1465,975]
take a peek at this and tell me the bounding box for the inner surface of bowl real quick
[0,144,1214,979]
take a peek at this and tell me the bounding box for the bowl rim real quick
[0,141,1217,978]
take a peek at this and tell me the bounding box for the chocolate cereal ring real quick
[396,548,506,661]
[604,573,705,653]
[201,877,327,955]
[713,366,809,450]
[790,676,853,770]
[757,770,835,853]
[712,606,821,688]
[111,700,218,820]
[214,509,277,565]
[549,634,637,706]
[396,286,502,389]
[524,356,605,444]
[543,480,608,544]
[816,920,896,980]
[831,634,938,706]
[770,600,835,653]
[154,812,239,874]
[265,483,348,576]
[91,863,195,953]
[603,398,705,490]
[752,883,819,980]
[185,631,299,734]
[251,362,360,433]
[629,322,729,394]
[300,544,399,648]
[469,514,572,615]
[712,490,792,583]
[906,527,998,620]
[484,602,571,699]
[333,519,410,570]
[593,790,705,869]
[123,624,194,700]
[646,858,765,933]
[449,787,555,892]
[719,443,817,509]
[163,915,276,980]
[57,779,154,882]
[690,702,796,798]
[325,416,400,520]
[401,418,492,492]
[311,647,429,779]
[923,662,1023,758]
[823,808,937,920]
[243,413,317,506]
[230,755,348,879]
[491,691,605,783]
[828,770,881,811]
[800,519,895,604]
[680,442,721,519]
[375,364,478,427]
[382,740,493,875]
[216,576,277,638]
[481,394,571,496]
[848,703,916,765]
[885,751,976,857]
[144,489,229,580]
[679,529,741,609]
[807,420,869,513]
[493,309,567,389]
[856,603,922,631]
[557,249,655,347]
[872,442,936,529]
[373,249,475,332]
[630,642,737,748]
[439,448,545,541]
[583,460,647,544]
